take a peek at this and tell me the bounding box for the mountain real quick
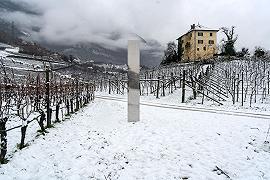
[42,40,163,67]
[0,0,39,15]
[0,0,164,67]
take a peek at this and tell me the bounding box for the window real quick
[209,40,214,44]
[203,46,206,51]
[210,33,213,36]
[185,42,191,48]
[198,40,203,44]
[197,48,199,51]
[198,32,203,36]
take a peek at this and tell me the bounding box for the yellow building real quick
[177,24,219,62]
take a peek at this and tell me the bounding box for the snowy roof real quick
[177,24,219,40]
[190,24,219,31]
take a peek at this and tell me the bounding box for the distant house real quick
[177,24,219,62]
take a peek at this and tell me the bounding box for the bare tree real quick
[220,26,238,56]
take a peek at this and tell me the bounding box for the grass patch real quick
[0,158,9,164]
[45,124,55,129]
[37,129,48,133]
[36,129,49,136]
[16,143,30,150]
[187,96,195,101]
[54,120,61,124]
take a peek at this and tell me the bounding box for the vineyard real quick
[0,55,95,163]
[95,57,270,109]
[1,54,270,165]
[1,54,270,179]
[1,0,270,178]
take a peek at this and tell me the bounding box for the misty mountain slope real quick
[0,18,27,40]
[0,19,163,67]
[43,42,163,67]
[0,0,164,67]
[0,0,39,15]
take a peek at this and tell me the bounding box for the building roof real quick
[177,24,219,40]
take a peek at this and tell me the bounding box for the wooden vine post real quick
[76,79,79,111]
[162,76,165,97]
[241,71,244,106]
[156,77,160,99]
[0,117,8,163]
[182,70,186,103]
[267,71,269,94]
[45,68,51,127]
[20,119,27,149]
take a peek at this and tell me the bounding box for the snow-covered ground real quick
[100,87,270,114]
[0,50,11,57]
[1,93,270,180]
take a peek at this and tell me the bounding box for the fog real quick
[2,0,270,50]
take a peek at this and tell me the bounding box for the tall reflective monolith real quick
[128,40,140,122]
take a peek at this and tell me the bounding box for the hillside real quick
[0,0,164,67]
[43,40,163,67]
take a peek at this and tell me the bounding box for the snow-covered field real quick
[1,92,270,180]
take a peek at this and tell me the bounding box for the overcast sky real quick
[3,0,270,50]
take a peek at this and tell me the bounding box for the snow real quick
[0,43,13,49]
[190,24,219,32]
[5,47,20,53]
[0,50,11,57]
[0,51,68,77]
[1,92,270,179]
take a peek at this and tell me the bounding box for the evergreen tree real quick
[254,47,265,58]
[236,47,249,57]
[160,42,178,65]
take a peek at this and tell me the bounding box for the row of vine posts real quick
[0,63,95,163]
[1,55,270,164]
[94,61,222,103]
[94,57,270,107]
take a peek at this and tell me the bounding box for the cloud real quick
[2,0,270,50]
[178,0,270,50]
